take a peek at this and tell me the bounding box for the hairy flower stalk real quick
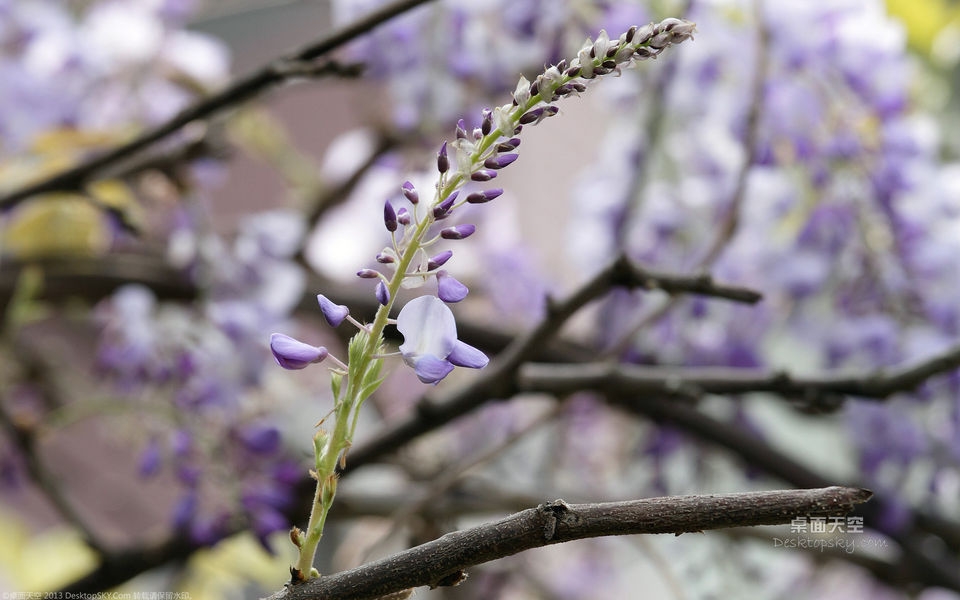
[272,17,696,582]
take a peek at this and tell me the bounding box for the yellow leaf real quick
[1,195,111,259]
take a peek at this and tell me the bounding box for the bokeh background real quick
[2,0,960,598]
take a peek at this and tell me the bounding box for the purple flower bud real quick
[440,224,476,240]
[376,252,395,263]
[317,294,349,327]
[433,191,458,219]
[427,250,453,271]
[437,270,469,302]
[481,109,492,135]
[519,108,544,125]
[376,280,390,305]
[484,154,518,169]
[357,269,380,279]
[270,333,328,370]
[465,188,503,204]
[471,169,498,182]
[456,119,468,139]
[397,207,411,225]
[402,181,419,204]
[384,200,398,232]
[437,142,449,174]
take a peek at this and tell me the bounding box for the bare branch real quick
[0,344,106,553]
[345,254,761,471]
[0,0,436,210]
[517,346,960,409]
[265,487,871,600]
[605,393,960,591]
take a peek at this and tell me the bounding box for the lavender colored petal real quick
[317,294,349,327]
[448,340,489,369]
[411,354,455,384]
[269,333,327,370]
[397,296,458,361]
[437,270,469,302]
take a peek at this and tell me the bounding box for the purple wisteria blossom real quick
[396,296,488,384]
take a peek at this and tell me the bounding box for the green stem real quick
[290,40,628,579]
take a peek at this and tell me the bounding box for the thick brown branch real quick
[605,394,960,591]
[0,0,436,210]
[517,347,960,409]
[265,487,871,600]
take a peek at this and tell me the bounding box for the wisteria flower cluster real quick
[269,17,696,581]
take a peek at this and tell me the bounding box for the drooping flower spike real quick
[269,17,696,581]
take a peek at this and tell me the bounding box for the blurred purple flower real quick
[138,438,162,478]
[236,423,281,455]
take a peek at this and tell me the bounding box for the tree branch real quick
[344,254,761,472]
[516,347,960,409]
[265,487,871,600]
[604,393,960,591]
[0,0,436,210]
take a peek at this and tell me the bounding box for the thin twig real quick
[356,405,561,564]
[606,1,770,356]
[0,0,436,210]
[264,487,871,600]
[0,344,106,554]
